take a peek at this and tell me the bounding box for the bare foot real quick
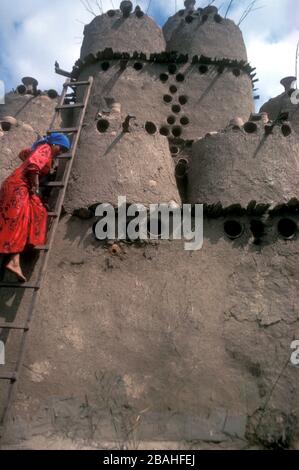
[5,262,27,283]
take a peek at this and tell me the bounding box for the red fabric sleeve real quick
[25,144,52,175]
[18,148,31,162]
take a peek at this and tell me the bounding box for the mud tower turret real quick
[188,116,299,207]
[163,3,247,61]
[80,1,166,57]
[65,2,256,212]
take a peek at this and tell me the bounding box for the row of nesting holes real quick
[160,66,242,80]
[101,62,184,79]
[99,61,242,78]
[224,218,298,241]
[145,122,184,138]
[98,62,144,72]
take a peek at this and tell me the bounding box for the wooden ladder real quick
[0,76,93,438]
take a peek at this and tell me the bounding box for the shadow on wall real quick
[0,251,39,343]
[63,215,100,251]
[197,73,221,105]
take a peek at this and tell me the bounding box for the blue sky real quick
[0,0,298,109]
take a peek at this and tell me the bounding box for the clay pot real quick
[135,6,144,18]
[120,1,133,18]
[229,117,244,128]
[184,0,196,10]
[110,244,122,255]
[22,76,38,95]
[261,112,269,124]
[111,102,121,113]
[280,76,296,93]
[2,116,17,126]
[22,123,35,132]
[203,5,218,15]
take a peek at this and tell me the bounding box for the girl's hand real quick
[30,186,40,196]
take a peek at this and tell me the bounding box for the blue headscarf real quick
[31,133,71,152]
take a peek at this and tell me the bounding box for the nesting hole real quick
[224,220,244,239]
[180,116,190,126]
[202,14,208,22]
[133,62,143,71]
[277,218,297,240]
[145,121,157,135]
[160,73,169,82]
[160,126,170,136]
[264,124,274,135]
[176,73,185,82]
[167,115,176,125]
[281,124,292,137]
[172,126,182,137]
[233,68,241,77]
[179,95,188,105]
[279,112,289,121]
[169,85,178,94]
[107,10,116,17]
[214,14,222,23]
[244,121,258,133]
[168,64,177,74]
[97,119,110,133]
[48,89,58,99]
[185,15,194,23]
[1,122,11,132]
[170,146,179,155]
[172,104,181,113]
[17,85,27,95]
[175,159,188,178]
[199,64,209,74]
[163,94,173,103]
[101,62,110,71]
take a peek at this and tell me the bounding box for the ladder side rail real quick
[0,77,93,430]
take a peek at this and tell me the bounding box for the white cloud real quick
[247,30,299,107]
[0,0,298,110]
[0,0,111,91]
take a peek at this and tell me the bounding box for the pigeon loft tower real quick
[0,1,299,450]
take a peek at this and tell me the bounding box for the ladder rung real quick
[42,181,65,188]
[56,153,73,160]
[0,282,40,289]
[56,103,85,110]
[34,245,50,251]
[47,212,59,218]
[47,128,79,134]
[64,80,90,87]
[0,373,17,382]
[0,322,29,331]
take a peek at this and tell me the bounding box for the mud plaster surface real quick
[1,216,298,449]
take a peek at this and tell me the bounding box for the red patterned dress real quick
[0,144,53,254]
